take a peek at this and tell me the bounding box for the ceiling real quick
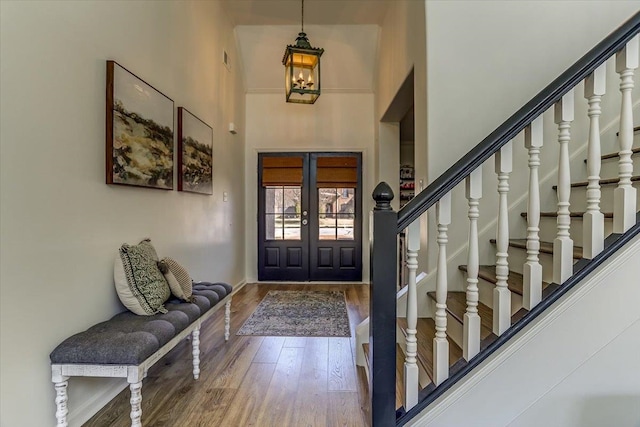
[222,0,392,26]
[226,1,390,92]
[235,24,380,92]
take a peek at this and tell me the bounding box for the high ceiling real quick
[222,0,392,26]
[225,1,391,92]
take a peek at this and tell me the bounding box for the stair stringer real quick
[406,234,640,427]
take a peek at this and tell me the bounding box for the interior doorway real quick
[380,68,415,287]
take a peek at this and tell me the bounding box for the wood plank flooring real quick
[83,283,371,427]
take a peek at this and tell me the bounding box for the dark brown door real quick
[258,152,362,281]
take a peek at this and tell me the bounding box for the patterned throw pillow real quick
[114,239,171,315]
[161,257,193,301]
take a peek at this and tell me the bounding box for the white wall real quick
[508,320,640,427]
[425,0,640,179]
[244,93,375,282]
[0,1,245,426]
[409,234,640,427]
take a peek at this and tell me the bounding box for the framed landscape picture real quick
[106,60,174,190]
[177,107,213,195]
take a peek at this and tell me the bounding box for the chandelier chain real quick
[301,0,304,32]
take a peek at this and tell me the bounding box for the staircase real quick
[360,11,640,427]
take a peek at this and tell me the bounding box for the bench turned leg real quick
[192,326,201,380]
[129,381,143,427]
[225,299,231,341]
[54,378,69,427]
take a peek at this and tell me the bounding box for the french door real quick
[258,152,362,281]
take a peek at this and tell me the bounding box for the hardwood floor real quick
[84,283,371,427]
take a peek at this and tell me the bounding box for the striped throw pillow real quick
[161,257,193,301]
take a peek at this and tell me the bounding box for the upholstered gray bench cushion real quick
[50,282,232,365]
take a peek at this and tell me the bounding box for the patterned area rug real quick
[237,290,351,337]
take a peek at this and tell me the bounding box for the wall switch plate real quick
[223,191,228,202]
[223,49,231,71]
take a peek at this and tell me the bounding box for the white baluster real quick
[192,326,201,380]
[225,299,232,341]
[553,91,575,284]
[433,191,451,386]
[523,117,543,310]
[494,141,512,335]
[404,220,420,409]
[463,168,482,361]
[584,64,606,258]
[129,381,143,427]
[54,379,69,427]
[614,35,639,233]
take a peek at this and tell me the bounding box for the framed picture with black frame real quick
[106,60,174,190]
[177,107,213,195]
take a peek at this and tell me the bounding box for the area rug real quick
[236,290,351,337]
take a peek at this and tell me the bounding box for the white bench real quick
[50,282,233,427]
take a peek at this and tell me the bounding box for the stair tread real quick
[397,317,463,383]
[459,264,555,297]
[458,264,526,295]
[490,238,583,259]
[362,342,405,410]
[521,211,613,218]
[553,175,639,189]
[427,291,493,340]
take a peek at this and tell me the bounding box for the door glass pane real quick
[337,214,354,240]
[319,213,336,240]
[283,187,301,218]
[265,186,301,240]
[318,187,355,240]
[284,214,302,240]
[265,214,283,240]
[265,187,284,214]
[318,188,337,240]
[336,188,355,214]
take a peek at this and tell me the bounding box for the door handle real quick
[302,219,308,226]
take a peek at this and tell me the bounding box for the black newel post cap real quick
[372,182,394,210]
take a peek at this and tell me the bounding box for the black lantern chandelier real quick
[282,0,324,104]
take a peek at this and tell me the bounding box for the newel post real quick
[370,182,398,426]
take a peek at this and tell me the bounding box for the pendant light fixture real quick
[282,0,324,104]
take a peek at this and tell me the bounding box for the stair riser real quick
[535,216,613,247]
[446,311,464,350]
[596,154,640,178]
[477,278,523,314]
[507,248,560,284]
[565,181,639,212]
[396,324,407,347]
[428,296,465,351]
[397,337,430,388]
